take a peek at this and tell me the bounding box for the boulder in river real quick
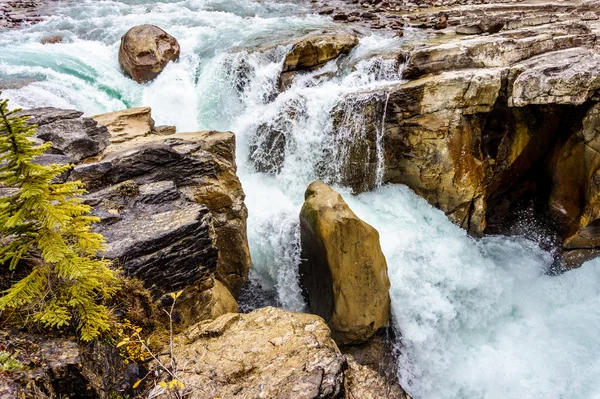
[118,24,181,83]
[282,32,359,72]
[299,181,391,345]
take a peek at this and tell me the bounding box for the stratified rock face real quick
[282,32,359,72]
[508,48,600,107]
[299,181,391,345]
[25,106,250,324]
[403,23,595,80]
[317,2,600,265]
[118,25,180,83]
[177,307,346,399]
[19,108,110,163]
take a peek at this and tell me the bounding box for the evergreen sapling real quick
[0,94,119,341]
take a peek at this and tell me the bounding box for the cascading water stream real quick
[1,1,600,398]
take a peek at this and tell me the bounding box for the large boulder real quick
[177,307,346,399]
[299,181,391,345]
[282,32,359,72]
[174,307,410,399]
[118,25,180,83]
[278,32,358,91]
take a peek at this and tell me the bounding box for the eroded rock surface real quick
[282,32,359,72]
[19,107,110,163]
[299,181,391,345]
[174,307,409,399]
[119,24,180,83]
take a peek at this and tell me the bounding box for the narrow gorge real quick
[1,0,600,398]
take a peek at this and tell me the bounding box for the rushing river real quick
[2,1,600,398]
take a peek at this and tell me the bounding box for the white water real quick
[2,1,600,398]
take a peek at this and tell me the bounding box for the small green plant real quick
[0,93,119,341]
[0,350,24,371]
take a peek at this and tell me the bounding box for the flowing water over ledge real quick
[2,1,600,398]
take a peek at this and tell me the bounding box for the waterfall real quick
[2,1,600,398]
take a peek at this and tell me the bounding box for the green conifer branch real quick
[0,93,119,341]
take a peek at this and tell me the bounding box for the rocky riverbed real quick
[2,0,600,398]
[0,0,63,29]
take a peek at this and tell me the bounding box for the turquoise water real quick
[2,1,600,398]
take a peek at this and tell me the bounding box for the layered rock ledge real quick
[20,106,251,324]
[273,0,600,267]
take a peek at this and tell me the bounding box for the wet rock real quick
[548,103,600,250]
[40,34,63,44]
[344,69,501,235]
[282,32,359,72]
[118,24,180,83]
[299,181,391,345]
[319,7,335,15]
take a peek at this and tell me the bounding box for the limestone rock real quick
[508,48,600,107]
[19,107,110,163]
[118,25,180,83]
[338,69,501,234]
[299,181,391,345]
[177,307,347,399]
[282,32,358,72]
[403,26,594,79]
[91,107,155,144]
[548,103,600,250]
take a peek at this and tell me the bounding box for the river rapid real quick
[1,1,600,398]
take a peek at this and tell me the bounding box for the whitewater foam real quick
[2,1,600,398]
